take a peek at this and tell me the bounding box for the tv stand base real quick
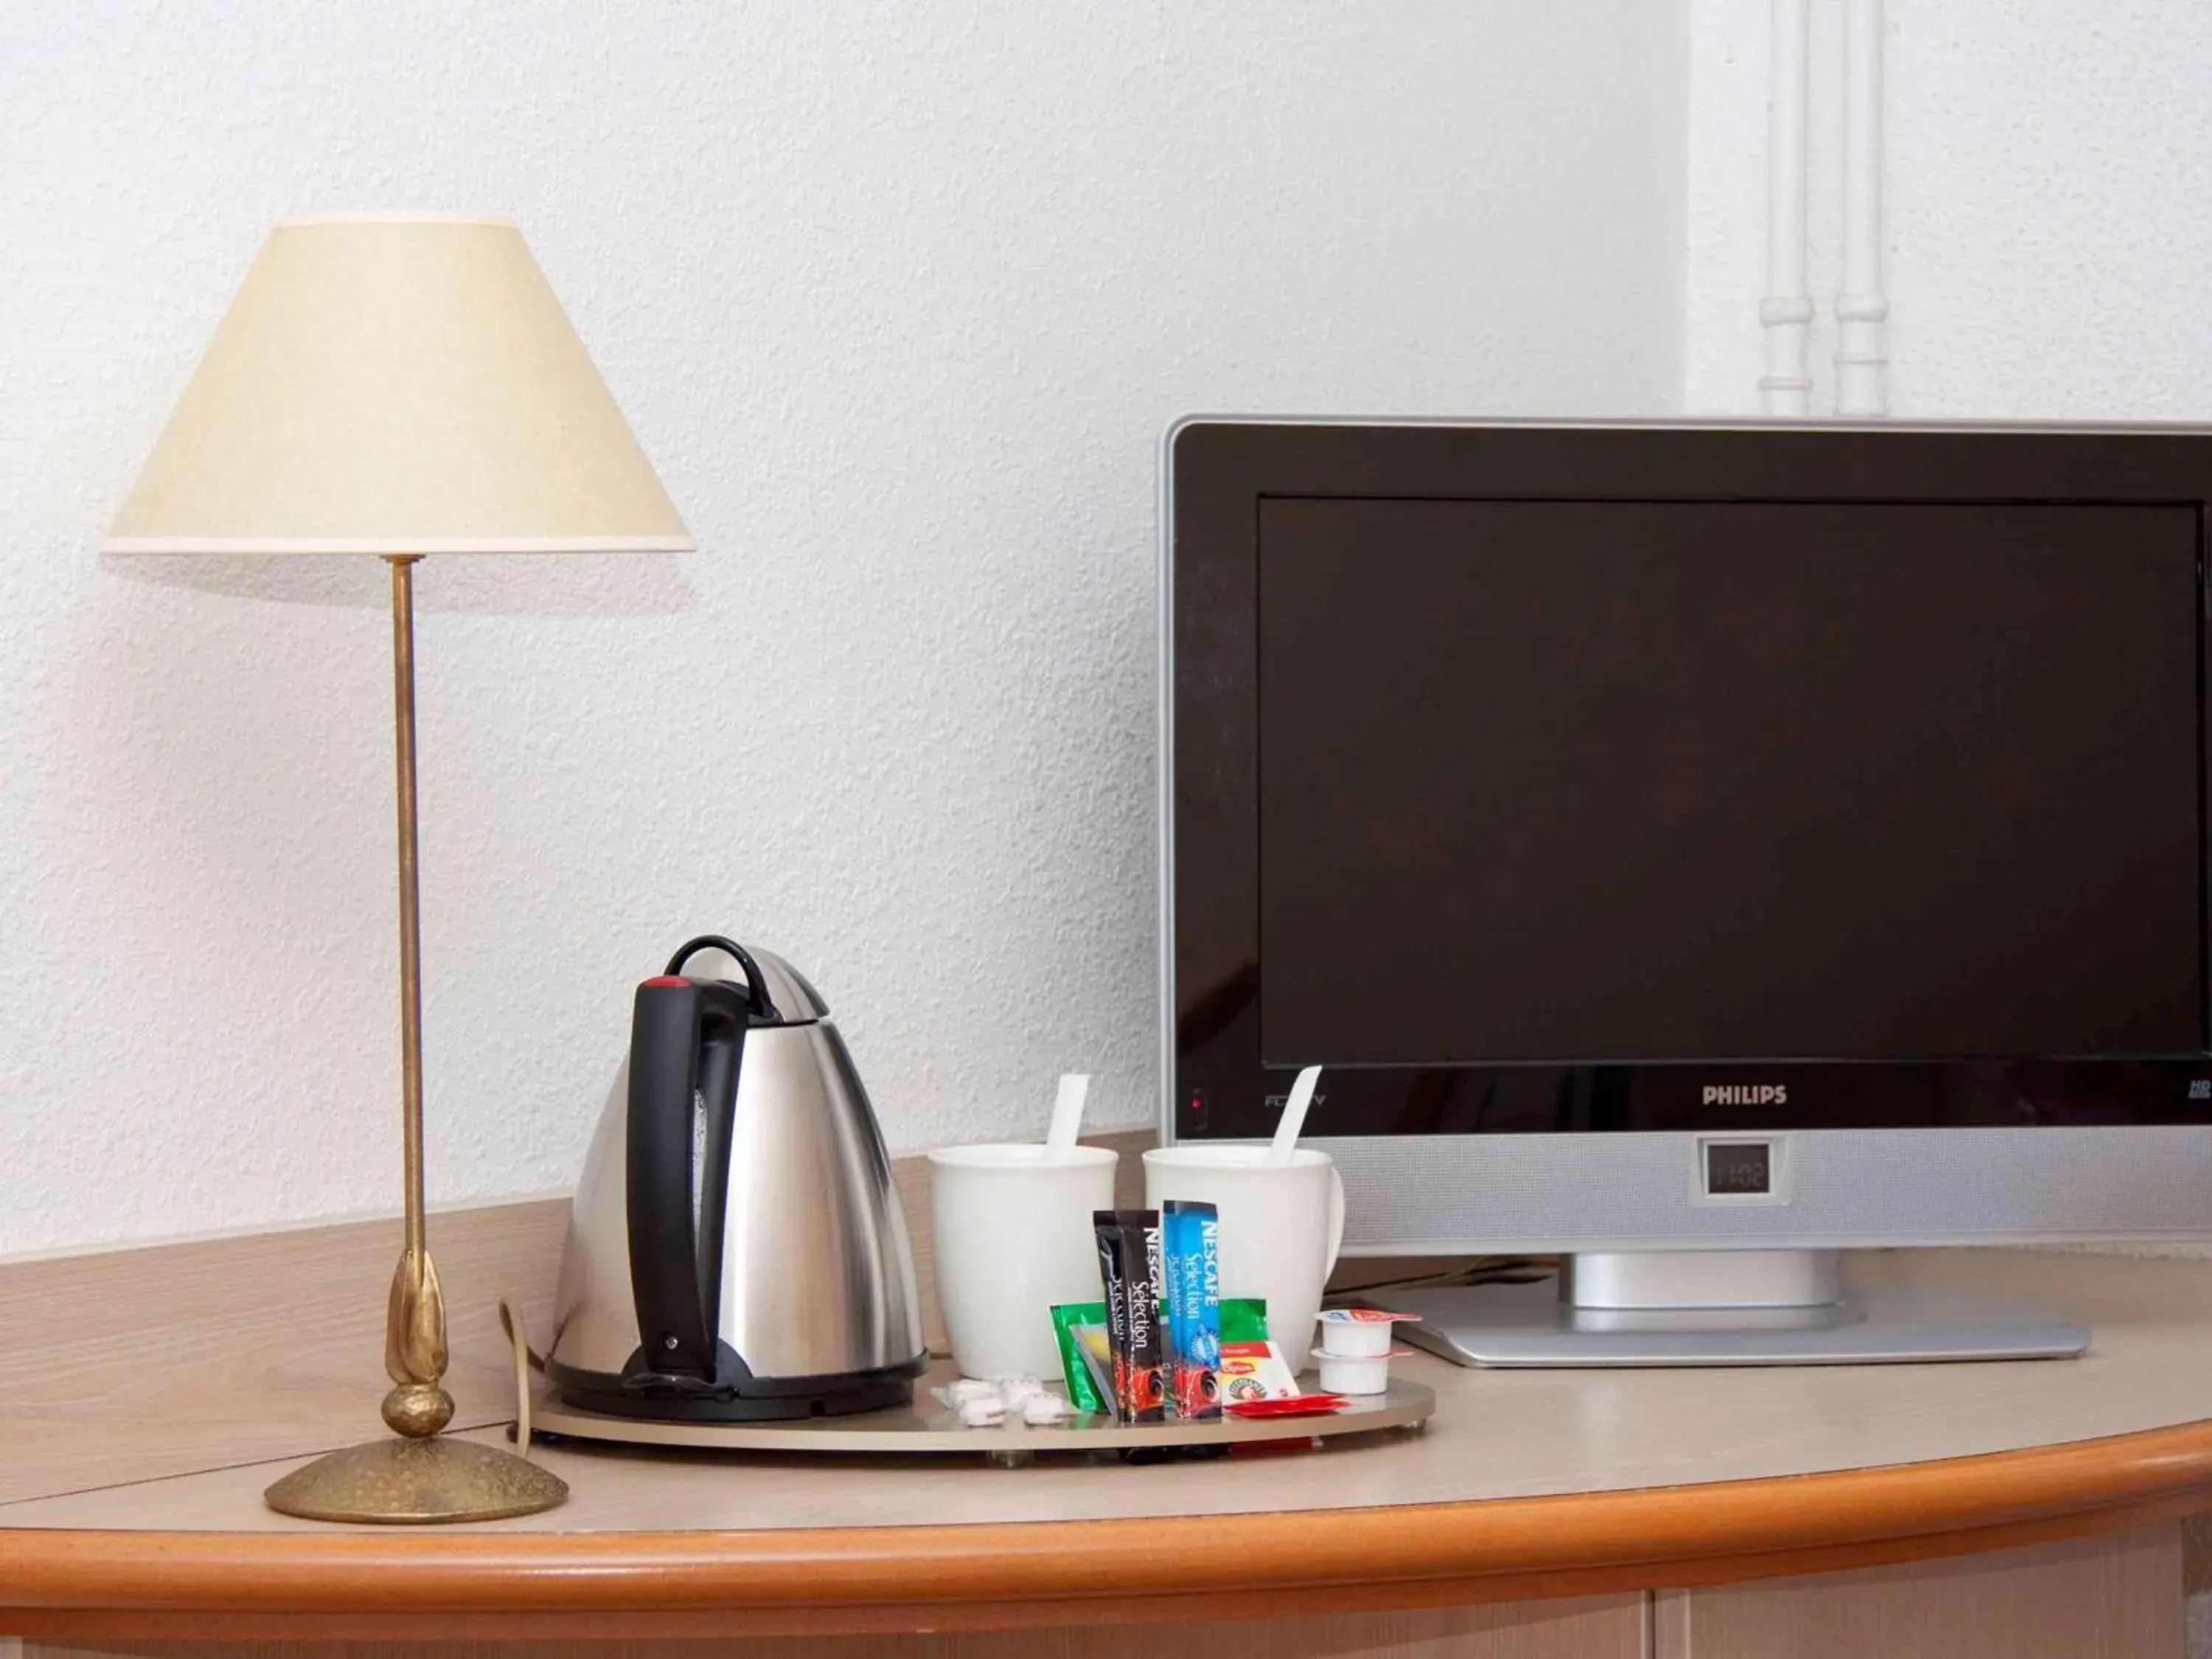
[1367,1250,2090,1367]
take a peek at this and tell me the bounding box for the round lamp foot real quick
[264,1434,567,1524]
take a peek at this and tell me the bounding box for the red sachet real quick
[1225,1392,1349,1419]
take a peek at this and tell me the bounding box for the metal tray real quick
[526,1364,1434,1468]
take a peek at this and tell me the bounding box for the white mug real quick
[926,1143,1118,1380]
[1142,1145,1345,1366]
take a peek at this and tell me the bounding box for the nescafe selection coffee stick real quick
[1161,1198,1222,1420]
[1093,1208,1166,1423]
[1127,1211,1167,1422]
[1092,1210,1130,1415]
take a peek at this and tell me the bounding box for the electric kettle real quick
[546,936,926,1420]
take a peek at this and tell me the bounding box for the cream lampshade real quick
[103,215,692,1523]
[106,214,692,555]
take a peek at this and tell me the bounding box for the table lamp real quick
[102,215,694,1523]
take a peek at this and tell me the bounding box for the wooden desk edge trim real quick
[4,1415,2212,1633]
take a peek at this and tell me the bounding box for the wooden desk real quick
[1,1248,2208,1656]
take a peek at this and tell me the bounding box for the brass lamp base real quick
[265,1434,568,1525]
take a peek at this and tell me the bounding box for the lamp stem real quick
[389,554,427,1267]
[378,554,452,1440]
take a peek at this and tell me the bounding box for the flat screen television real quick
[1162,420,2212,1365]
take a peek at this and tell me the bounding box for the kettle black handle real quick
[626,973,749,1382]
[664,935,776,1022]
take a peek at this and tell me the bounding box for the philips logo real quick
[1703,1084,1788,1106]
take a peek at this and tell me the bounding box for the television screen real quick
[1256,498,2205,1068]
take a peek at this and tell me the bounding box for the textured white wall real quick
[1687,0,2212,418]
[0,1,1689,1253]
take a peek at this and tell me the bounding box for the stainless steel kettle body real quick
[547,937,925,1420]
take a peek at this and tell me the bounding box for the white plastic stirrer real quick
[1046,1072,1090,1154]
[1269,1065,1322,1164]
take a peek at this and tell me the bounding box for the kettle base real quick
[547,1356,924,1425]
